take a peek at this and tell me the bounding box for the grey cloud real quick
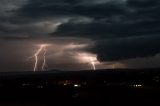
[1,0,160,66]
[13,0,127,24]
[52,18,160,39]
[51,0,160,39]
[50,0,160,62]
[121,54,160,68]
[0,0,27,16]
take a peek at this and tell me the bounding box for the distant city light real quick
[22,83,30,86]
[63,83,67,86]
[130,84,143,88]
[74,84,81,88]
[134,84,142,87]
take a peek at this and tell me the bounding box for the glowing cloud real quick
[75,52,100,70]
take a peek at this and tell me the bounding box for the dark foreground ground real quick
[0,69,160,106]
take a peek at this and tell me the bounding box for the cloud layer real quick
[0,0,160,70]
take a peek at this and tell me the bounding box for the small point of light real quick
[22,83,30,86]
[74,84,81,88]
[64,83,67,86]
[131,84,143,88]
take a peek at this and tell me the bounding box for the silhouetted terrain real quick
[0,69,160,106]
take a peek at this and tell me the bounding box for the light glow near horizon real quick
[28,42,101,71]
[75,52,100,70]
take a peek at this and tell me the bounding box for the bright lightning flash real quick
[30,44,50,71]
[76,53,99,71]
[90,57,96,70]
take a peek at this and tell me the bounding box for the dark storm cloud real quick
[50,0,160,61]
[53,19,160,39]
[21,0,125,17]
[0,0,127,39]
[1,0,160,63]
[93,35,160,61]
[52,0,160,38]
[14,0,127,24]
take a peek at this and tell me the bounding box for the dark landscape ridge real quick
[0,68,159,75]
[0,68,160,90]
[0,68,158,80]
[0,69,160,106]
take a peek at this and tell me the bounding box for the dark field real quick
[0,69,160,106]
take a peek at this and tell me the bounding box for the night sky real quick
[0,0,160,72]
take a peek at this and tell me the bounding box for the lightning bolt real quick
[113,64,115,70]
[42,46,47,71]
[90,57,96,71]
[30,44,49,71]
[76,53,97,71]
